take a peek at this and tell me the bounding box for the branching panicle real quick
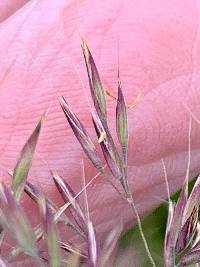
[0,40,199,267]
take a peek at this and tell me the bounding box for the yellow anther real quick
[127,93,143,109]
[98,131,106,143]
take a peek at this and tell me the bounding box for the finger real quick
[0,0,199,246]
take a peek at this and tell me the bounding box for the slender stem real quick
[120,140,156,266]
[126,184,157,267]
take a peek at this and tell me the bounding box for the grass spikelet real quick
[164,200,175,266]
[164,181,188,265]
[12,116,44,202]
[60,97,104,174]
[87,220,97,267]
[164,180,200,267]
[116,76,129,192]
[82,40,107,123]
[184,174,200,220]
[0,182,41,264]
[177,249,200,266]
[175,206,198,254]
[116,77,128,162]
[164,118,192,267]
[53,172,86,234]
[92,112,122,182]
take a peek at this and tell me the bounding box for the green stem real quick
[126,185,157,267]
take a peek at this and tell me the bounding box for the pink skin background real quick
[1,0,200,252]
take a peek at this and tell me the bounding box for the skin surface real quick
[1,0,200,251]
[0,0,28,22]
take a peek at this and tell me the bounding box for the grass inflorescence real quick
[0,41,199,267]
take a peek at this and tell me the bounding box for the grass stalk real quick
[125,182,157,267]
